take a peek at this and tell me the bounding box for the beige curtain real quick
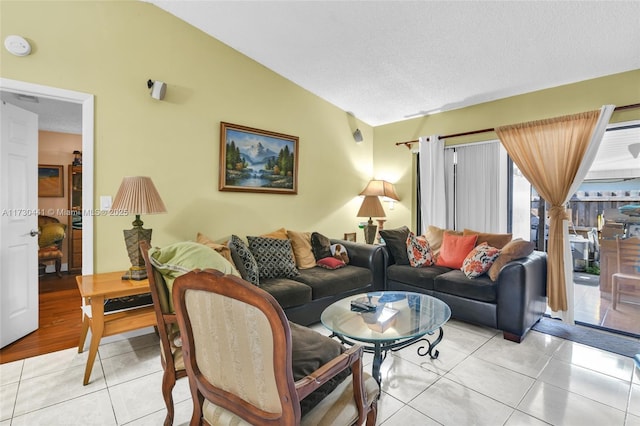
[496,107,613,314]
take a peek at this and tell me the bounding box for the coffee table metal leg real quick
[372,343,383,384]
[416,327,444,359]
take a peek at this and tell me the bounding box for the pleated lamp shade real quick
[111,176,167,215]
[357,196,386,219]
[359,180,400,201]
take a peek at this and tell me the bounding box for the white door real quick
[0,101,39,348]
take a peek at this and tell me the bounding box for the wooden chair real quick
[612,236,640,310]
[37,215,66,278]
[172,269,379,426]
[140,241,187,426]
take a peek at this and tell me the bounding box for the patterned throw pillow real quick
[406,232,434,267]
[247,236,299,280]
[228,235,260,286]
[461,242,501,278]
[330,243,349,264]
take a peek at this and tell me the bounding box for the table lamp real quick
[357,196,386,244]
[111,176,167,280]
[359,180,400,242]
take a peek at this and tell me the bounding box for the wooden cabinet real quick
[69,165,82,272]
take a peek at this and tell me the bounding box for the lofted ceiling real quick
[147,0,640,126]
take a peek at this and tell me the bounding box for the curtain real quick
[454,142,503,232]
[419,135,447,231]
[496,105,615,322]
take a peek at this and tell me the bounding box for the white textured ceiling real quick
[0,91,82,134]
[148,0,640,126]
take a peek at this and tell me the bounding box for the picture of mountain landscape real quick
[219,123,298,194]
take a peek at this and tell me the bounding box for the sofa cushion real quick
[463,229,512,249]
[247,236,299,280]
[435,233,478,269]
[311,232,332,260]
[259,277,312,309]
[229,235,260,286]
[196,232,238,274]
[289,322,350,416]
[317,257,346,270]
[386,264,452,291]
[292,265,371,299]
[488,238,536,281]
[461,242,501,278]
[406,231,434,267]
[261,227,289,240]
[424,225,463,257]
[330,243,350,264]
[379,226,410,265]
[287,230,317,269]
[434,270,497,303]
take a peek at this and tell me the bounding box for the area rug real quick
[531,317,640,358]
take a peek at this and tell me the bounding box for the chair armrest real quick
[295,345,363,401]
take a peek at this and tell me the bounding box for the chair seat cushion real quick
[38,248,63,259]
[301,373,379,425]
[289,322,350,416]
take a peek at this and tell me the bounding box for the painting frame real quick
[343,232,357,242]
[219,122,298,194]
[38,165,64,197]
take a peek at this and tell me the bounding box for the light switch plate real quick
[100,195,112,211]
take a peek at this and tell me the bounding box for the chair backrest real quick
[37,215,66,250]
[615,235,640,276]
[173,269,301,425]
[140,241,180,370]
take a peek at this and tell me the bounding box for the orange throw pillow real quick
[435,233,478,269]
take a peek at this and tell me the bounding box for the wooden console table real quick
[76,271,156,385]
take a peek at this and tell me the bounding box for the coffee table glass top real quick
[321,291,451,342]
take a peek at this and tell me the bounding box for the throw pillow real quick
[39,222,67,247]
[247,236,299,280]
[286,230,317,269]
[289,322,350,416]
[406,231,434,267]
[316,257,346,270]
[424,225,463,257]
[488,238,536,281]
[435,233,478,269]
[311,232,332,260]
[261,227,288,240]
[196,232,238,273]
[330,243,350,264]
[148,241,240,310]
[461,242,501,278]
[462,229,513,249]
[379,226,410,265]
[228,235,260,286]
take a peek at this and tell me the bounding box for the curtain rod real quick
[395,103,640,149]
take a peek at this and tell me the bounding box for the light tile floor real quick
[1,320,639,426]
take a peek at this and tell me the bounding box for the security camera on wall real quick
[147,79,166,100]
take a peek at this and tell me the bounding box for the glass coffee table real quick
[321,291,451,383]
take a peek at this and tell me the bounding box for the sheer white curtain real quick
[454,142,505,232]
[553,104,615,323]
[419,135,447,231]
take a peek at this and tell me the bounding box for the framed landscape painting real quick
[38,165,64,197]
[219,122,298,194]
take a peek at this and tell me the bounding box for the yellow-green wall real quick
[374,70,640,231]
[1,1,375,272]
[2,1,638,273]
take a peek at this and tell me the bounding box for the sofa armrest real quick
[330,239,387,291]
[496,251,547,342]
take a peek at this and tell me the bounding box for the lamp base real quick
[122,266,147,281]
[363,223,378,245]
[122,223,152,281]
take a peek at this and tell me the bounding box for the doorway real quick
[0,79,94,360]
